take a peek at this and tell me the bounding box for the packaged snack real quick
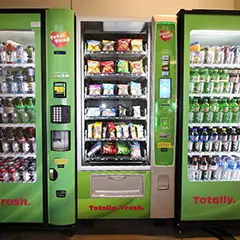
[102,83,115,95]
[129,60,144,74]
[102,126,107,138]
[117,84,129,95]
[89,84,102,95]
[87,124,94,138]
[119,105,127,117]
[115,125,123,138]
[130,81,142,95]
[102,108,116,117]
[130,142,141,159]
[87,40,101,52]
[86,107,101,117]
[108,122,116,139]
[117,60,129,73]
[87,142,102,157]
[131,39,143,52]
[122,124,130,138]
[117,142,130,155]
[116,39,131,51]
[102,40,115,51]
[87,60,101,74]
[103,142,117,155]
[129,124,137,139]
[93,122,102,139]
[135,124,144,139]
[133,106,141,118]
[101,61,115,73]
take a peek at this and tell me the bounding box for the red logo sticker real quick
[159,30,173,42]
[50,31,70,48]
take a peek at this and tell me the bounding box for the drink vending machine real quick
[0,8,76,229]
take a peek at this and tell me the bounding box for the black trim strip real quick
[202,228,224,240]
[212,228,237,240]
[177,9,240,17]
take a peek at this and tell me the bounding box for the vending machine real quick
[176,9,240,229]
[0,8,76,229]
[76,16,177,219]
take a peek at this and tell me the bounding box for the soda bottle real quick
[0,70,8,94]
[26,127,36,153]
[190,98,200,123]
[200,128,210,152]
[25,68,35,94]
[0,128,7,153]
[26,97,35,123]
[210,69,220,93]
[6,71,17,94]
[222,157,237,181]
[208,157,218,180]
[200,68,211,94]
[210,128,220,152]
[219,69,230,94]
[189,128,200,152]
[16,128,26,153]
[219,98,230,123]
[220,128,229,152]
[231,158,240,181]
[190,69,202,94]
[15,97,27,123]
[229,98,239,123]
[230,128,239,152]
[4,97,15,123]
[200,98,210,123]
[6,128,15,153]
[216,156,228,180]
[229,69,238,94]
[0,97,4,123]
[188,156,199,181]
[188,128,193,152]
[199,156,209,181]
[209,98,219,123]
[15,71,26,94]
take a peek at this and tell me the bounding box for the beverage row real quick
[0,127,36,153]
[190,43,240,65]
[0,157,36,183]
[188,156,240,181]
[0,97,35,123]
[190,69,240,94]
[190,98,239,123]
[189,127,239,152]
[0,40,35,64]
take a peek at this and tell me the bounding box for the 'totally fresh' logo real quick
[0,198,30,206]
[193,196,236,205]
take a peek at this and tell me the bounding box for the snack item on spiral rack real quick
[102,83,115,95]
[117,142,130,155]
[129,60,144,74]
[116,125,123,138]
[130,81,142,95]
[108,122,116,139]
[129,124,137,139]
[103,142,117,155]
[86,107,101,117]
[87,123,94,138]
[116,39,131,51]
[117,84,129,95]
[89,84,102,95]
[102,108,116,117]
[87,40,101,52]
[131,39,143,52]
[102,40,115,51]
[135,124,144,138]
[87,142,102,157]
[133,106,141,117]
[131,142,141,158]
[87,60,101,74]
[118,105,127,117]
[101,61,115,73]
[117,60,129,73]
[122,124,130,138]
[93,122,102,139]
[102,125,107,138]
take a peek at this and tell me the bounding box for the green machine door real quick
[176,9,240,222]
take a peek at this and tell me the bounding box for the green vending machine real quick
[0,8,76,229]
[176,9,240,229]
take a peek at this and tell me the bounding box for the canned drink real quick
[8,166,16,182]
[0,166,7,182]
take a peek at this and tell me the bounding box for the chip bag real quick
[129,60,144,74]
[117,60,129,73]
[101,61,115,73]
[117,142,130,155]
[116,39,131,51]
[93,122,102,139]
[108,122,116,139]
[87,60,101,74]
[87,40,101,52]
[89,84,102,95]
[102,40,115,51]
[103,142,117,155]
[130,142,141,159]
[102,84,115,95]
[131,39,143,52]
[117,84,129,95]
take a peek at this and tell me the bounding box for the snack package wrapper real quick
[102,83,115,95]
[131,142,141,159]
[103,142,117,155]
[87,123,94,138]
[117,84,129,95]
[102,108,116,117]
[131,39,143,52]
[133,106,141,118]
[87,40,101,52]
[108,122,116,139]
[122,124,130,138]
[130,81,142,95]
[102,40,115,51]
[89,84,102,95]
[101,61,115,73]
[117,142,130,155]
[87,60,101,74]
[115,125,123,138]
[102,126,107,138]
[129,124,137,139]
[119,105,127,117]
[129,60,144,74]
[117,60,129,73]
[87,142,102,157]
[135,124,144,139]
[93,122,102,139]
[116,39,131,51]
[86,107,101,117]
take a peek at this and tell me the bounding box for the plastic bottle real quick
[220,128,229,152]
[209,98,219,123]
[219,98,230,123]
[229,98,239,123]
[222,157,237,181]
[200,98,210,123]
[208,157,218,180]
[25,98,35,123]
[199,156,209,181]
[210,128,220,152]
[188,156,199,181]
[190,98,200,123]
[210,69,220,93]
[219,69,230,94]
[200,127,210,152]
[231,158,240,181]
[200,68,211,94]
[191,69,202,94]
[189,128,200,152]
[230,128,239,152]
[15,97,26,123]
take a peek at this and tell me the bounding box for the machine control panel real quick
[51,105,71,123]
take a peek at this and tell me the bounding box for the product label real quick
[50,31,70,48]
[159,30,173,42]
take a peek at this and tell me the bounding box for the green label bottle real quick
[209,98,219,123]
[200,98,210,123]
[220,98,230,123]
[229,98,239,123]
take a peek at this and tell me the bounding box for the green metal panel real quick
[181,13,240,221]
[46,9,75,226]
[0,13,43,223]
[154,22,177,166]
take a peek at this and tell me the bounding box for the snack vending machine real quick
[176,9,240,229]
[76,17,177,219]
[0,8,76,228]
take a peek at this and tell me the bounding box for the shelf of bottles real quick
[0,40,36,183]
[188,44,240,182]
[83,39,148,166]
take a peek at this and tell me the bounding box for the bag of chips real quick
[102,108,116,117]
[117,84,129,95]
[116,125,123,138]
[89,84,102,95]
[130,81,142,95]
[102,84,115,95]
[131,39,143,52]
[117,60,129,73]
[129,124,137,139]
[93,122,102,139]
[130,142,141,159]
[117,142,130,155]
[101,61,115,73]
[133,106,141,118]
[102,40,115,51]
[87,60,101,74]
[129,60,144,74]
[87,142,102,157]
[118,105,127,117]
[87,124,94,138]
[135,124,144,139]
[87,40,101,52]
[108,122,116,139]
[116,39,131,51]
[103,142,117,155]
[122,124,130,138]
[86,107,101,117]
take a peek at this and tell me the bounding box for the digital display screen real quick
[54,51,66,55]
[159,78,171,99]
[53,82,67,98]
